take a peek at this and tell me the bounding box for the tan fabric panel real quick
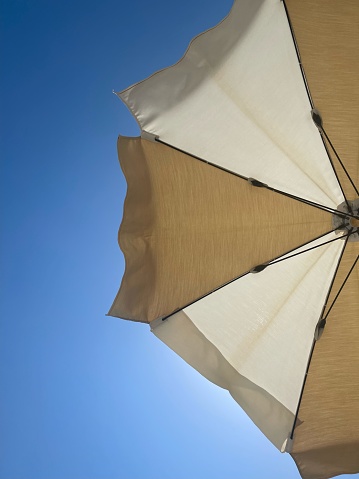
[291,244,359,479]
[109,137,332,323]
[284,3,359,477]
[285,0,359,199]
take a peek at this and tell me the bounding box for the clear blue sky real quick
[0,1,356,478]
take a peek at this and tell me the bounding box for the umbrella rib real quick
[289,232,351,440]
[320,126,359,198]
[161,228,339,322]
[156,138,359,221]
[282,0,353,215]
[252,228,350,273]
[322,253,359,322]
[156,138,247,181]
[282,0,313,109]
[266,186,358,220]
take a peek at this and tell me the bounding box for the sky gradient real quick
[1,1,357,478]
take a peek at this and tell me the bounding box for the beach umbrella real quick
[109,1,359,478]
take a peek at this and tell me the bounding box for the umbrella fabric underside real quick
[290,244,359,479]
[109,134,348,451]
[111,0,359,477]
[286,0,359,199]
[110,137,333,323]
[152,233,345,450]
[118,0,344,209]
[284,2,359,478]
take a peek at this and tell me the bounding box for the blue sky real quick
[1,1,357,478]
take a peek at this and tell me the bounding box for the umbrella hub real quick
[332,198,359,242]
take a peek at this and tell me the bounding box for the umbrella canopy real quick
[110,1,359,478]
